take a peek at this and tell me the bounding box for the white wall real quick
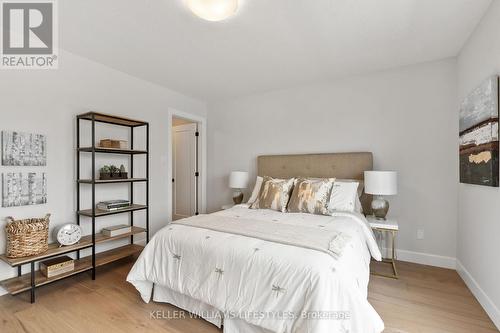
[457,1,500,328]
[207,59,458,264]
[0,50,206,292]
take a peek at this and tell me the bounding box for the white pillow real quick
[247,176,263,204]
[337,179,364,197]
[327,180,360,213]
[354,194,363,214]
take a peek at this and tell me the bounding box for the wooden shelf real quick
[0,241,93,267]
[78,204,148,217]
[0,244,144,295]
[95,226,146,244]
[93,244,143,267]
[0,226,145,267]
[78,112,148,127]
[78,147,147,155]
[1,260,93,295]
[78,178,147,184]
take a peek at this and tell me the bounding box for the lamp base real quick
[371,196,389,220]
[232,190,244,204]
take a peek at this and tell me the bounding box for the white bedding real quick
[127,205,384,333]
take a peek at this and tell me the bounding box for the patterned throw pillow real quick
[250,177,295,212]
[287,178,335,215]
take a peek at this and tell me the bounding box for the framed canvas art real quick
[459,75,499,187]
[2,172,47,207]
[1,131,47,166]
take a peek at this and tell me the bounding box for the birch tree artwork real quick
[2,173,47,207]
[459,76,499,187]
[2,131,47,166]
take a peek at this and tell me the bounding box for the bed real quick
[127,153,385,333]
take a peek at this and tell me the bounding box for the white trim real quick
[456,260,500,330]
[381,247,456,269]
[167,108,207,221]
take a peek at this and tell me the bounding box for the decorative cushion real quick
[336,179,364,213]
[327,180,360,213]
[250,177,295,212]
[287,178,335,215]
[337,179,364,198]
[247,176,264,205]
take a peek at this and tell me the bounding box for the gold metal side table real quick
[368,216,399,279]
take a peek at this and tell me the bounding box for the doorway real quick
[170,113,204,221]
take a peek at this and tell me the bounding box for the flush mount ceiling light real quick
[186,0,238,22]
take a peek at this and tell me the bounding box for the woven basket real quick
[5,214,50,258]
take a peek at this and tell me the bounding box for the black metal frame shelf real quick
[78,178,148,184]
[0,112,149,303]
[78,147,148,155]
[77,111,148,127]
[76,111,150,284]
[77,204,148,217]
[0,244,144,296]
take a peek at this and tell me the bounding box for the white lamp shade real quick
[364,171,397,196]
[186,0,238,22]
[229,171,249,189]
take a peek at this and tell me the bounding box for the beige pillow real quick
[288,178,335,215]
[247,176,264,205]
[250,177,295,212]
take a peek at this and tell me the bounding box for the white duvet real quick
[127,205,384,333]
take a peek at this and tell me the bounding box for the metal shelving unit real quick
[76,112,149,281]
[0,112,149,303]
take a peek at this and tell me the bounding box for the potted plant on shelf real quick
[119,165,128,179]
[99,165,111,180]
[99,165,128,180]
[109,165,119,178]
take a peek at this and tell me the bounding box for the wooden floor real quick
[0,257,497,333]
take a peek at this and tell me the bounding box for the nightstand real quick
[221,204,234,210]
[367,216,399,279]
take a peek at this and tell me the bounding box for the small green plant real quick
[109,165,119,174]
[119,164,126,173]
[100,165,110,174]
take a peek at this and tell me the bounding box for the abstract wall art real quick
[2,131,47,166]
[2,172,47,207]
[459,75,499,187]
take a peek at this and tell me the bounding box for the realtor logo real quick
[1,0,58,69]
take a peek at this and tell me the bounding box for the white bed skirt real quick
[153,284,273,333]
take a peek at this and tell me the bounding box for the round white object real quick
[54,224,82,246]
[186,0,238,22]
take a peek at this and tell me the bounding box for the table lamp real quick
[229,171,249,204]
[364,171,397,220]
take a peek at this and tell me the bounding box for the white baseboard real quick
[456,260,500,330]
[382,247,456,269]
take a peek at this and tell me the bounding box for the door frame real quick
[172,122,198,220]
[167,108,207,221]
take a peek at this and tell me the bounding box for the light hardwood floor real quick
[0,257,497,333]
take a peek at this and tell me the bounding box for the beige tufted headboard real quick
[257,152,373,214]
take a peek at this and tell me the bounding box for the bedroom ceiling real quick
[60,0,492,101]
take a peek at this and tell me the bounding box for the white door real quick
[173,123,198,220]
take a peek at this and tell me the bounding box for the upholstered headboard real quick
[257,152,373,213]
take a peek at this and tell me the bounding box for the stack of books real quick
[102,225,132,237]
[97,200,130,211]
[40,256,75,278]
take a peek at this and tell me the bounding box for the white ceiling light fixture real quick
[186,0,238,22]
